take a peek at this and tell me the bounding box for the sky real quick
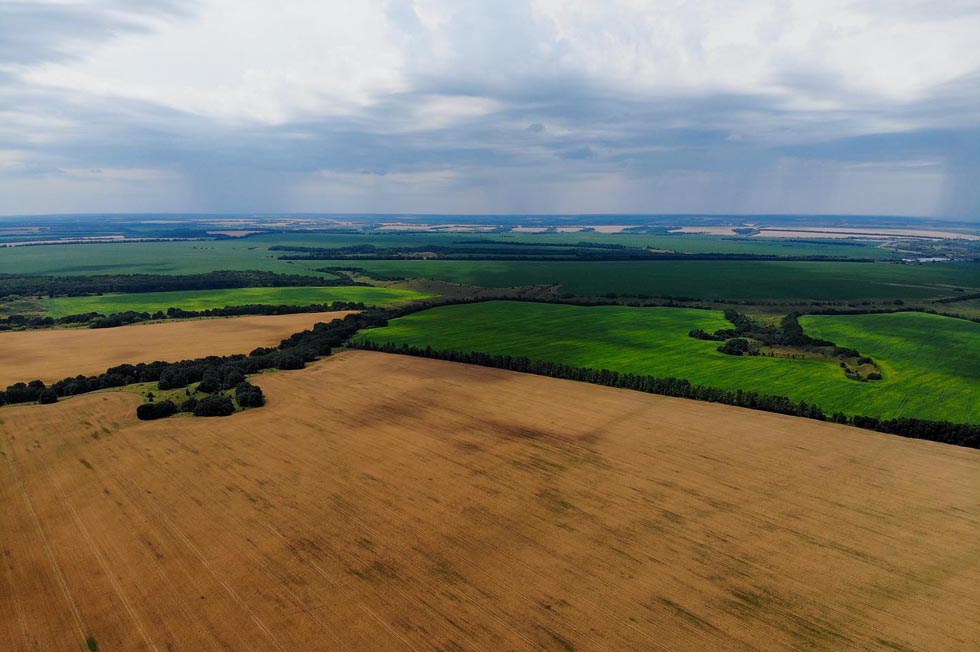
[1,0,979,218]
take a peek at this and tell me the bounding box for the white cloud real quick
[24,0,407,124]
[20,1,980,130]
[2,0,979,216]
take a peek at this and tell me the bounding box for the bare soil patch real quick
[0,350,977,651]
[0,311,353,386]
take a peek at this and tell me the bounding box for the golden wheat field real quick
[1,350,978,651]
[0,311,354,387]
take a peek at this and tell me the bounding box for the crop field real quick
[0,231,899,277]
[318,259,980,300]
[800,311,980,422]
[0,311,353,386]
[357,301,980,423]
[0,351,977,651]
[0,239,331,276]
[41,286,432,317]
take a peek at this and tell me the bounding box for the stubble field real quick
[1,350,977,651]
[0,311,353,386]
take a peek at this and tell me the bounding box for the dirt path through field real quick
[0,350,977,650]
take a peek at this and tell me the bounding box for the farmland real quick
[0,311,353,386]
[801,312,980,422]
[321,259,980,301]
[4,230,978,305]
[41,285,432,317]
[0,231,898,277]
[1,351,977,651]
[357,301,980,423]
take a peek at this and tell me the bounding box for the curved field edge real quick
[40,286,433,317]
[355,301,980,423]
[1,351,977,651]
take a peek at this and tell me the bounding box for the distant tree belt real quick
[270,244,873,262]
[451,240,629,249]
[316,266,408,281]
[351,340,980,450]
[0,270,361,298]
[0,301,366,331]
[933,291,980,304]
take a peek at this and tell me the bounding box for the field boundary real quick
[351,339,980,449]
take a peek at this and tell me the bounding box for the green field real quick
[0,240,302,276]
[41,286,434,317]
[357,301,980,423]
[0,231,896,277]
[800,312,980,424]
[325,259,980,301]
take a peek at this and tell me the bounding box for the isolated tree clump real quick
[192,394,235,417]
[718,338,755,356]
[235,381,265,408]
[136,400,177,420]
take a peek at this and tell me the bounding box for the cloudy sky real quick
[1,0,979,218]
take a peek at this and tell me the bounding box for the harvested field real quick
[1,350,977,651]
[0,311,353,386]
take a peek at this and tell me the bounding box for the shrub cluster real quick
[235,381,265,408]
[136,400,177,420]
[192,395,235,417]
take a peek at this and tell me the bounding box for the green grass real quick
[325,260,980,301]
[41,286,433,317]
[800,312,980,425]
[357,301,980,423]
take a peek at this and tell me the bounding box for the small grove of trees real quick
[135,381,264,421]
[192,395,235,417]
[717,338,755,356]
[235,382,265,408]
[136,400,177,420]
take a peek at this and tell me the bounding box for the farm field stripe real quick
[357,301,980,424]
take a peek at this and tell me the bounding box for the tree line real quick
[0,300,366,331]
[0,269,361,299]
[0,309,388,417]
[271,243,873,263]
[350,339,979,449]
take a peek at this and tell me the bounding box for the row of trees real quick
[272,243,872,263]
[352,340,980,449]
[0,300,366,332]
[0,269,363,298]
[1,310,388,409]
[136,391,249,420]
